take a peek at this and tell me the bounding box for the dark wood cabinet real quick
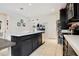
[32,37,38,50]
[74,3,79,19]
[21,39,33,56]
[60,8,68,29]
[67,43,77,56]
[66,3,79,22]
[11,33,42,56]
[63,38,68,56]
[60,3,79,29]
[63,37,77,56]
[11,37,21,56]
[37,33,42,46]
[32,34,42,50]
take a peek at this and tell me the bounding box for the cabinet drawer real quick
[32,34,40,38]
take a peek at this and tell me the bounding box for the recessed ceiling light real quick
[51,9,55,12]
[28,3,32,6]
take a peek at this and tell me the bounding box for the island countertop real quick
[64,35,79,56]
[11,31,44,37]
[0,38,15,50]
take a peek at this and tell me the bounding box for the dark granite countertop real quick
[0,38,15,50]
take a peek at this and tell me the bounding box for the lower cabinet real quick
[67,43,77,56]
[21,39,33,56]
[32,37,38,50]
[63,38,68,56]
[37,33,42,46]
[63,38,77,56]
[32,33,42,50]
[11,37,21,56]
[11,33,42,56]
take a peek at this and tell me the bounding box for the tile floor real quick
[30,39,63,56]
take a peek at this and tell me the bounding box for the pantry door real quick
[0,13,7,39]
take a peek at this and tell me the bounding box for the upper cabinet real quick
[60,3,79,29]
[59,3,79,29]
[74,3,79,19]
[66,3,79,21]
[66,3,74,20]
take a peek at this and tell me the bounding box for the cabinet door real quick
[32,33,42,50]
[38,34,42,46]
[11,37,21,56]
[32,37,38,50]
[63,39,68,56]
[12,41,22,56]
[60,8,68,29]
[74,3,79,19]
[67,43,77,56]
[21,39,32,56]
[76,3,79,19]
[63,45,68,56]
[63,39,77,56]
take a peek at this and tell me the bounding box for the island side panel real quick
[11,32,43,56]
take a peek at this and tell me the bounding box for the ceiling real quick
[0,3,66,17]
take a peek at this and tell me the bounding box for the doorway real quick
[0,13,8,39]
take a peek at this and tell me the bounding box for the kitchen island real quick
[64,35,79,56]
[11,31,44,56]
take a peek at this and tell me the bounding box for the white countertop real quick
[11,31,44,36]
[64,35,79,55]
[0,38,15,50]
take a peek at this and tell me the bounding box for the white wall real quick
[0,3,63,39]
[7,12,33,34]
[8,11,59,39]
[38,11,59,39]
[20,10,59,39]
